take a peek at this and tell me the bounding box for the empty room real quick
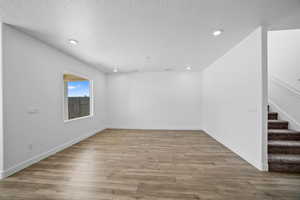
[0,0,300,199]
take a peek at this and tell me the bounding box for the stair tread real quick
[269,154,300,164]
[268,140,300,147]
[268,129,300,134]
[268,120,288,123]
[267,106,300,172]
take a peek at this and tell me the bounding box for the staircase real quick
[268,108,300,173]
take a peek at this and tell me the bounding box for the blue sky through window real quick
[67,80,90,97]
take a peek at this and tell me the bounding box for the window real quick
[63,73,93,121]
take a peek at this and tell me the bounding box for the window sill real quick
[64,114,93,123]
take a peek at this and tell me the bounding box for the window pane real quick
[67,80,90,97]
[64,74,91,120]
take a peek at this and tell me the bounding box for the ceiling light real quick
[186,66,192,70]
[113,68,118,73]
[68,39,78,45]
[213,29,223,36]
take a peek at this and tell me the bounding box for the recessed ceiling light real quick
[113,68,118,73]
[186,66,192,70]
[213,29,223,36]
[68,39,78,45]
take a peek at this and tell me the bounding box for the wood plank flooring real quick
[1,129,300,200]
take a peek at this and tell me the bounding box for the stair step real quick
[268,129,300,141]
[268,120,289,129]
[267,106,300,173]
[268,112,278,120]
[268,154,300,173]
[268,140,300,154]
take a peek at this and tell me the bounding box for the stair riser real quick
[268,134,300,141]
[267,108,300,173]
[268,146,300,154]
[268,113,278,120]
[268,123,288,129]
[269,163,300,173]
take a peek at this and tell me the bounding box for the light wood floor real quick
[1,129,300,200]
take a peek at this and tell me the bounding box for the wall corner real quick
[0,21,4,174]
[261,25,269,172]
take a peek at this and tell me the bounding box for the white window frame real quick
[62,71,94,123]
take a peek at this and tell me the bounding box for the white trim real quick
[0,128,105,179]
[0,22,4,173]
[270,76,300,98]
[107,125,203,131]
[261,163,269,171]
[269,100,300,130]
[261,26,268,172]
[64,114,94,123]
[62,71,94,122]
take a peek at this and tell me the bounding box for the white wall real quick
[269,30,300,90]
[268,29,300,130]
[201,27,268,170]
[107,72,202,130]
[0,23,269,178]
[1,25,107,178]
[0,22,3,172]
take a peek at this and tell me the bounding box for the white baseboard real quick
[202,128,265,171]
[107,125,202,131]
[0,128,105,179]
[270,76,300,97]
[261,163,269,172]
